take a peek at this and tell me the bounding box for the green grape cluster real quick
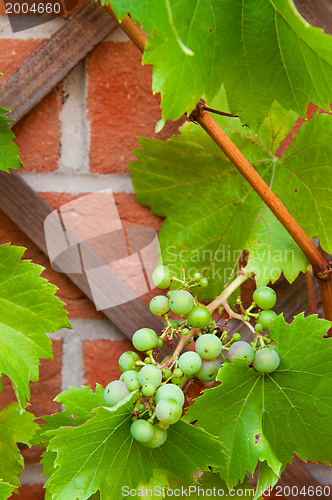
[104,273,282,451]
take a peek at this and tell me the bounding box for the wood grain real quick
[295,0,332,35]
[0,0,117,125]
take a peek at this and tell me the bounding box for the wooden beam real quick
[0,0,118,124]
[295,0,332,35]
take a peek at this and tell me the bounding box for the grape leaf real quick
[107,0,332,130]
[0,244,71,409]
[0,482,16,500]
[0,107,22,172]
[45,392,227,500]
[0,402,38,490]
[130,99,332,296]
[183,314,332,489]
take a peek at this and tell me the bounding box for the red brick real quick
[12,483,45,500]
[0,40,43,80]
[87,41,186,175]
[0,339,62,418]
[12,87,62,173]
[83,339,142,388]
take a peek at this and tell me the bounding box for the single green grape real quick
[200,278,208,288]
[255,323,263,332]
[162,368,172,380]
[167,290,174,299]
[130,419,154,443]
[187,305,211,328]
[253,286,277,310]
[169,290,194,315]
[178,351,202,376]
[182,328,190,335]
[258,310,277,329]
[132,328,158,351]
[195,358,221,382]
[156,398,182,424]
[142,426,167,448]
[142,383,156,396]
[155,383,185,407]
[104,381,130,406]
[193,272,202,281]
[138,403,146,411]
[118,351,140,373]
[119,370,141,391]
[253,348,280,373]
[170,320,179,329]
[156,338,164,348]
[138,364,162,388]
[149,295,170,316]
[232,333,241,341]
[152,266,172,289]
[195,333,222,360]
[173,368,183,378]
[228,341,254,365]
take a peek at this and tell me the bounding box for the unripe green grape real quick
[142,383,156,396]
[144,357,152,364]
[228,341,254,365]
[173,368,183,378]
[178,351,202,376]
[182,328,190,335]
[169,290,194,315]
[156,398,182,424]
[118,351,140,373]
[149,296,170,316]
[255,323,263,332]
[232,333,241,341]
[132,328,158,351]
[200,278,208,288]
[120,370,141,391]
[258,310,277,330]
[104,380,130,406]
[187,305,211,328]
[138,403,146,411]
[155,383,185,407]
[138,365,162,388]
[195,333,222,360]
[142,426,167,448]
[243,315,250,322]
[193,272,202,281]
[156,338,164,348]
[170,320,179,329]
[158,422,169,430]
[253,348,280,373]
[253,286,277,310]
[167,290,174,299]
[152,266,172,289]
[130,419,154,443]
[195,358,221,382]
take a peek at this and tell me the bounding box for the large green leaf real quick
[0,107,22,172]
[106,0,332,130]
[130,101,332,297]
[0,402,38,490]
[183,314,332,489]
[0,244,71,409]
[44,391,227,500]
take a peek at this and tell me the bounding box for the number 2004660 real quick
[274,485,331,496]
[5,2,61,14]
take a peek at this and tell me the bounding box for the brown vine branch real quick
[103,4,332,325]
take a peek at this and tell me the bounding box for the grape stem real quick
[159,328,200,369]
